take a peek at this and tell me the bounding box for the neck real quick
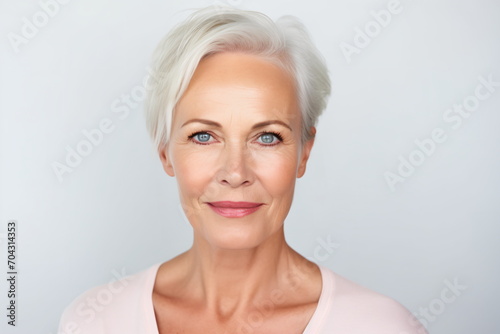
[180,227,315,319]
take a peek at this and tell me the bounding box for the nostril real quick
[218,175,252,187]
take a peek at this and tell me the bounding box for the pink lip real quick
[206,201,264,218]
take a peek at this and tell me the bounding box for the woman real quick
[59,5,427,334]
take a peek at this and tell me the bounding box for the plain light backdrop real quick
[1,0,499,333]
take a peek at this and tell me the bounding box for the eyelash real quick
[187,131,284,146]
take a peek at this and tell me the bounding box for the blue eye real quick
[195,133,211,142]
[257,133,282,145]
[189,132,214,144]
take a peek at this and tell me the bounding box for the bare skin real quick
[154,52,322,333]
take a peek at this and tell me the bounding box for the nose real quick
[215,143,255,188]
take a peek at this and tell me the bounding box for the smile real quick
[206,201,264,218]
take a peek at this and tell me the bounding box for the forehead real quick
[174,52,300,124]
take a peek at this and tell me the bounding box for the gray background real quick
[1,0,499,333]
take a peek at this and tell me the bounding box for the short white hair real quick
[144,5,331,151]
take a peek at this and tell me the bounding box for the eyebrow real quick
[181,119,292,131]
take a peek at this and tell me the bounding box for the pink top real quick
[58,263,427,334]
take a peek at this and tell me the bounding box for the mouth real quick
[206,201,264,218]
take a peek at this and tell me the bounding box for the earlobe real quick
[159,143,175,177]
[297,127,316,178]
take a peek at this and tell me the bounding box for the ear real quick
[158,143,175,177]
[297,127,316,178]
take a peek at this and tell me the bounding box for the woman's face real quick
[160,52,315,250]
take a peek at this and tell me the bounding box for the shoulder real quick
[57,264,160,334]
[318,266,428,334]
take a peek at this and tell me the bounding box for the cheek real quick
[171,144,299,201]
[171,149,214,199]
[253,149,299,196]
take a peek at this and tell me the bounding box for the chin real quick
[197,224,273,250]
